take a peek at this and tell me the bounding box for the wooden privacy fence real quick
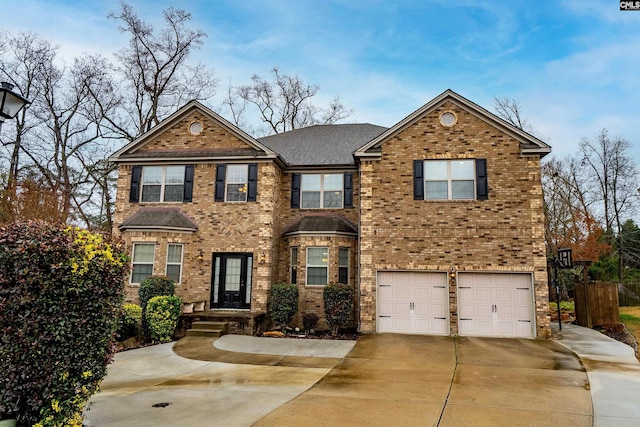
[574,281,620,328]
[618,282,640,306]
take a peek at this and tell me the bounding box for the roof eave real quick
[283,230,358,238]
[119,225,197,233]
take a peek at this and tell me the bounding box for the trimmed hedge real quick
[323,283,355,336]
[268,284,299,331]
[302,312,319,333]
[146,296,182,343]
[138,276,175,340]
[0,222,128,426]
[117,303,142,341]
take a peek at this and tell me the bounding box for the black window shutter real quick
[129,166,142,203]
[344,172,353,208]
[215,164,226,202]
[291,173,301,209]
[476,158,488,200]
[247,163,258,202]
[413,160,424,200]
[183,165,194,202]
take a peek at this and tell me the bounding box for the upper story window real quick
[142,166,185,202]
[413,159,488,201]
[226,165,249,202]
[302,174,342,208]
[129,165,194,203]
[425,160,474,200]
[291,172,353,209]
[214,163,258,203]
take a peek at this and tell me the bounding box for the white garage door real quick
[458,273,534,338]
[377,271,449,335]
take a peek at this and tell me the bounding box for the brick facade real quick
[112,91,551,338]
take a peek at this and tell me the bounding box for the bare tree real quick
[104,2,218,141]
[224,66,352,136]
[579,129,640,281]
[493,97,546,140]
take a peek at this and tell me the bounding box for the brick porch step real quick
[186,321,228,337]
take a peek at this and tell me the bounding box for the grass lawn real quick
[620,306,640,339]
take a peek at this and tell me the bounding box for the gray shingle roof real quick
[120,208,198,232]
[258,124,387,166]
[283,215,358,236]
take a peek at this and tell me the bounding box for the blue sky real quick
[3,0,640,163]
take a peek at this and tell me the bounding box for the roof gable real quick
[355,89,551,158]
[110,101,277,162]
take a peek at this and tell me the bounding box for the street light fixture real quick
[0,81,31,132]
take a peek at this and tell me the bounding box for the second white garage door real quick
[457,273,534,338]
[377,271,449,335]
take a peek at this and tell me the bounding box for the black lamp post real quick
[551,247,573,330]
[0,81,31,132]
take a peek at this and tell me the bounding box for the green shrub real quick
[146,296,182,343]
[117,303,142,340]
[302,312,319,333]
[0,221,128,426]
[268,284,299,331]
[323,283,354,336]
[138,276,175,340]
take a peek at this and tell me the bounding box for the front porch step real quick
[186,321,228,338]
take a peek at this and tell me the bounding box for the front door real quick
[211,253,253,309]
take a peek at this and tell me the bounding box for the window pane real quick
[424,161,448,180]
[226,184,248,201]
[167,244,182,263]
[291,247,298,265]
[213,257,220,304]
[307,267,328,285]
[308,247,328,265]
[451,160,474,180]
[163,185,184,202]
[133,244,155,262]
[225,258,242,292]
[301,174,321,191]
[141,185,161,202]
[164,166,185,184]
[339,267,348,284]
[132,264,153,283]
[301,191,320,208]
[142,166,162,184]
[339,248,349,266]
[246,257,252,304]
[425,181,448,200]
[166,264,181,283]
[452,180,475,199]
[227,165,248,183]
[323,174,342,190]
[323,190,343,208]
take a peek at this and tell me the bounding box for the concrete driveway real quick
[85,332,600,426]
[255,334,592,426]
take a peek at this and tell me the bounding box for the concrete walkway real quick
[553,324,640,427]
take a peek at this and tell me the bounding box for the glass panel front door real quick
[211,253,252,309]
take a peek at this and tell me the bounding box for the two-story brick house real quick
[111,89,552,339]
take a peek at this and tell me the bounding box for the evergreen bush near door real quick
[146,296,182,343]
[138,276,175,340]
[0,222,128,426]
[324,283,354,336]
[268,284,299,331]
[117,303,143,340]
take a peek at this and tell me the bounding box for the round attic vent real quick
[189,121,203,135]
[439,112,457,127]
